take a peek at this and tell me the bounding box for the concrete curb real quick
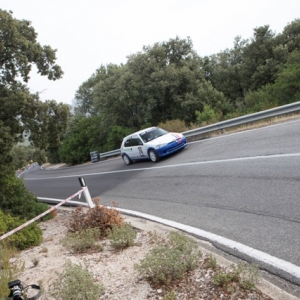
[117,208,300,300]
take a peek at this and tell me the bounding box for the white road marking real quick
[26,152,300,180]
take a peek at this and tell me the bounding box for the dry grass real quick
[187,113,300,142]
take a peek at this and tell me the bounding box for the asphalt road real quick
[23,119,300,272]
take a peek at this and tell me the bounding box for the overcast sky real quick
[1,0,299,105]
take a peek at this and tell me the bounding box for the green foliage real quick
[59,115,104,164]
[135,231,202,285]
[162,290,177,300]
[0,9,63,85]
[214,263,259,290]
[0,244,24,299]
[0,9,69,234]
[0,210,42,250]
[273,50,300,105]
[47,260,104,300]
[61,228,102,253]
[108,223,137,250]
[208,254,217,269]
[195,105,219,125]
[105,125,133,152]
[10,145,47,170]
[243,84,276,112]
[0,9,66,176]
[67,202,124,237]
[0,174,51,221]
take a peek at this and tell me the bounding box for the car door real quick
[130,135,146,159]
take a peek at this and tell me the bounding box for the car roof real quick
[123,127,157,140]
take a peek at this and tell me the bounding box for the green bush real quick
[0,174,52,221]
[0,210,42,250]
[108,223,137,250]
[214,262,259,290]
[135,231,202,285]
[61,228,102,253]
[195,105,219,125]
[47,260,104,300]
[0,244,24,300]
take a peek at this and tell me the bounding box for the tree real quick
[0,9,66,222]
[59,115,105,165]
[241,25,279,92]
[0,9,65,175]
[85,37,229,134]
[201,36,247,107]
[273,50,300,104]
[0,10,63,85]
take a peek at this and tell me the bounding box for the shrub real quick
[47,260,104,300]
[61,228,102,253]
[214,263,259,290]
[0,243,24,300]
[67,200,124,236]
[195,105,219,125]
[0,174,52,221]
[135,231,202,285]
[0,210,42,250]
[157,119,188,133]
[108,223,137,250]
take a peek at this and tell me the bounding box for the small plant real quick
[162,290,177,300]
[47,260,104,300]
[108,223,137,250]
[237,263,259,290]
[208,254,217,269]
[135,231,202,285]
[214,266,240,288]
[62,228,101,253]
[67,201,124,236]
[168,231,202,271]
[214,262,259,290]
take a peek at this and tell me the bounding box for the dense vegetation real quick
[0,9,68,251]
[63,19,300,164]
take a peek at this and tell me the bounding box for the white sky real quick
[1,0,299,105]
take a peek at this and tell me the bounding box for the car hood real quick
[152,132,183,144]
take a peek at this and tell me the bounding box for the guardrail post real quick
[78,177,95,208]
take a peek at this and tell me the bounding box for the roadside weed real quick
[108,223,137,250]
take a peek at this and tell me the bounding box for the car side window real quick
[131,136,143,146]
[124,138,131,147]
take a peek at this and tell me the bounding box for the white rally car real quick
[120,127,187,165]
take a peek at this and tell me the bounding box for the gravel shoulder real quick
[15,209,300,300]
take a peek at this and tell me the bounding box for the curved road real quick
[23,119,300,281]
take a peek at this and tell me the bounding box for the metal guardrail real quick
[100,101,300,160]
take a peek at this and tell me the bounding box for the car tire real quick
[148,149,159,163]
[122,154,132,165]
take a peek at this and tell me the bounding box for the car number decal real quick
[138,147,145,157]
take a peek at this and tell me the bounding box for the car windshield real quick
[140,127,168,143]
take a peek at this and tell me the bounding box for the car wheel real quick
[148,149,159,163]
[122,154,132,165]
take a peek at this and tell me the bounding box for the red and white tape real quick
[0,187,87,241]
